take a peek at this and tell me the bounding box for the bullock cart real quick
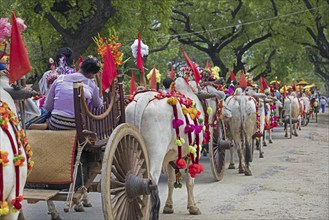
[22,77,154,220]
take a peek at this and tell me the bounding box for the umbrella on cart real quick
[297,80,309,86]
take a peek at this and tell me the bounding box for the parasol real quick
[297,80,309,86]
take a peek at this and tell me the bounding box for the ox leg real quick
[269,130,273,143]
[293,124,298,136]
[237,146,245,174]
[81,190,92,207]
[259,137,264,159]
[151,185,160,220]
[228,144,235,169]
[47,200,61,220]
[163,164,175,214]
[284,122,288,137]
[263,131,267,147]
[244,137,252,176]
[186,173,201,215]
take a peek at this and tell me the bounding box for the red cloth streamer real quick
[205,60,212,73]
[283,86,287,99]
[102,46,118,93]
[130,72,136,95]
[76,56,83,71]
[230,71,236,81]
[181,46,200,85]
[293,82,297,91]
[9,11,32,84]
[136,32,144,74]
[169,65,175,79]
[239,70,247,89]
[150,66,157,90]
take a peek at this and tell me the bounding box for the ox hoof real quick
[238,168,245,174]
[269,140,273,144]
[228,163,235,169]
[188,206,201,215]
[74,203,85,212]
[263,142,267,147]
[259,153,264,158]
[82,201,92,207]
[51,214,61,220]
[163,204,174,214]
[284,134,288,138]
[244,169,252,176]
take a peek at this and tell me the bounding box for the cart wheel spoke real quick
[209,119,226,181]
[102,124,151,220]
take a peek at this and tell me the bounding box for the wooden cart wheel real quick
[209,119,227,181]
[102,123,151,220]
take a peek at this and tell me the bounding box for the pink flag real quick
[102,46,118,93]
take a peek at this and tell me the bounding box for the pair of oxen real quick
[125,77,285,218]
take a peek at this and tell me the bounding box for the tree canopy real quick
[1,0,328,94]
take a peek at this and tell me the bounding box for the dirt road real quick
[22,112,328,219]
[159,111,329,220]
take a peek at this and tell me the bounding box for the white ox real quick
[0,73,29,220]
[223,88,257,176]
[283,93,300,137]
[299,96,311,126]
[125,78,228,217]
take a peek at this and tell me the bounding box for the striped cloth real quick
[47,114,76,130]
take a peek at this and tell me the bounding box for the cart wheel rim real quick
[209,120,226,181]
[101,123,150,220]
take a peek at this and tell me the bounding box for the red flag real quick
[169,65,175,79]
[9,12,32,84]
[230,71,236,81]
[76,56,83,71]
[260,76,269,92]
[102,46,118,93]
[150,66,157,90]
[239,70,247,89]
[181,46,200,85]
[130,72,136,95]
[136,32,144,73]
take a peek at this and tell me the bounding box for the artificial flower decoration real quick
[147,67,161,83]
[93,33,124,67]
[211,66,220,79]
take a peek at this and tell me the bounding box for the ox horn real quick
[4,87,39,100]
[267,95,278,101]
[195,92,217,100]
[252,93,267,99]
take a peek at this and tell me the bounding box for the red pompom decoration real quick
[176,158,187,169]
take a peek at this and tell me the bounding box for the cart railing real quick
[73,77,125,149]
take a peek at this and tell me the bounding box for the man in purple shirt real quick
[29,56,103,130]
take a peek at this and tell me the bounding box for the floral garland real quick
[0,100,33,216]
[269,103,278,128]
[154,86,205,187]
[254,100,262,138]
